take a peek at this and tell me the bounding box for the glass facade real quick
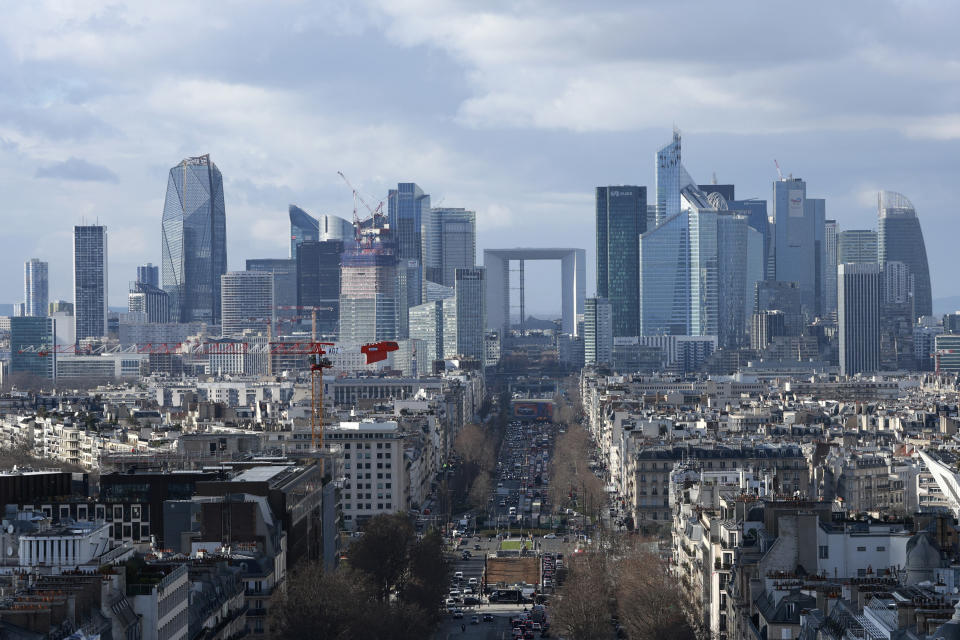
[584,297,612,366]
[220,271,274,337]
[136,264,159,288]
[823,220,838,319]
[655,131,681,226]
[431,208,476,288]
[339,238,398,343]
[717,214,748,347]
[772,178,825,319]
[289,205,353,259]
[161,155,227,324]
[387,183,430,305]
[596,186,645,337]
[295,241,342,336]
[454,267,485,361]
[639,212,690,336]
[409,300,444,366]
[878,191,932,317]
[837,229,878,265]
[74,225,108,342]
[838,262,880,376]
[24,259,48,318]
[689,209,718,338]
[10,317,56,380]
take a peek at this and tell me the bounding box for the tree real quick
[615,551,700,640]
[268,565,374,640]
[347,513,415,601]
[399,529,450,624]
[467,471,492,511]
[551,553,614,640]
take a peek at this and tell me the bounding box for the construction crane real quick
[19,339,400,453]
[337,171,386,241]
[774,159,783,181]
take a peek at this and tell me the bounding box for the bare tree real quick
[615,551,700,640]
[551,553,614,640]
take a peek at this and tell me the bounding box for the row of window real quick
[344,452,392,459]
[344,503,393,511]
[344,462,393,470]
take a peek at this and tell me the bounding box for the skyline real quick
[2,2,959,315]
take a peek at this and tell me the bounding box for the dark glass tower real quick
[288,205,352,259]
[878,191,932,317]
[596,186,646,336]
[388,183,430,308]
[297,240,344,336]
[161,155,227,324]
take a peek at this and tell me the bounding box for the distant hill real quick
[511,315,559,330]
[934,296,960,316]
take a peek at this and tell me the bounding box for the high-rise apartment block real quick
[878,191,932,317]
[584,297,613,366]
[161,154,227,324]
[838,263,880,376]
[24,259,48,318]
[73,225,108,342]
[220,271,274,338]
[596,186,645,337]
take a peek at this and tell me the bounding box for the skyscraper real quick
[409,299,445,367]
[339,235,398,343]
[136,263,160,289]
[246,259,297,309]
[161,154,227,324]
[73,225,108,342]
[878,191,932,317]
[584,297,613,366]
[452,267,485,361]
[639,211,690,336]
[655,131,682,226]
[296,240,343,337]
[771,177,825,319]
[837,230,878,265]
[221,271,274,337]
[596,186,645,337]
[24,259,48,318]
[288,205,353,259]
[128,282,171,323]
[10,316,56,381]
[387,183,430,307]
[823,220,838,319]
[430,208,476,288]
[838,262,880,376]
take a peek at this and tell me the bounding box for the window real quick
[876,546,885,552]
[856,546,866,552]
[818,546,829,559]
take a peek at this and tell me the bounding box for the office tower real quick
[944,313,960,334]
[128,282,171,323]
[639,211,690,336]
[771,178,825,319]
[879,261,916,370]
[294,240,343,336]
[655,131,682,225]
[397,259,422,339]
[878,191,932,317]
[73,225,108,342]
[430,208,476,288]
[823,220,838,319]
[451,268,485,361]
[12,303,25,317]
[935,334,960,373]
[836,230,878,265]
[288,205,353,259]
[221,271,274,337]
[838,263,880,376]
[745,226,765,324]
[161,154,227,324]
[755,281,804,336]
[387,183,430,307]
[246,259,297,308]
[24,259,48,318]
[717,213,751,348]
[136,263,160,288]
[688,208,718,338]
[729,199,771,279]
[410,300,445,367]
[10,317,56,381]
[751,310,786,350]
[339,236,398,343]
[584,297,613,366]
[441,297,457,359]
[48,300,73,315]
[596,186,645,337]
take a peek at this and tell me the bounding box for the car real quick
[474,544,482,550]
[454,571,464,579]
[543,533,557,539]
[452,609,464,619]
[483,613,494,622]
[471,615,480,625]
[468,577,479,586]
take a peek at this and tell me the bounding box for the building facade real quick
[161,155,227,324]
[878,191,932,317]
[837,229,878,265]
[288,205,352,258]
[24,258,48,318]
[584,297,613,366]
[73,225,108,342]
[9,317,56,380]
[596,186,645,337]
[221,272,274,338]
[838,262,881,376]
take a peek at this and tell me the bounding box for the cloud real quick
[34,157,118,182]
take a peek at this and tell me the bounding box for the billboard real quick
[788,190,804,218]
[512,400,554,421]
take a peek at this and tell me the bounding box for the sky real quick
[2,0,960,317]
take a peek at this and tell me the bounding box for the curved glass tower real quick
[655,131,682,226]
[161,155,227,324]
[878,191,932,317]
[289,205,352,258]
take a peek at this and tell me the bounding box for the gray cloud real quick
[35,157,118,182]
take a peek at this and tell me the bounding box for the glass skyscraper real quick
[137,263,160,288]
[161,155,227,324]
[10,316,56,380]
[296,240,344,337]
[452,267,485,361]
[288,205,353,259]
[24,258,48,318]
[339,236,399,343]
[221,271,274,337]
[430,208,476,288]
[837,230,878,265]
[73,225,108,342]
[639,211,690,336]
[596,186,645,337]
[771,177,826,319]
[823,220,838,319]
[584,297,613,366]
[387,183,430,307]
[838,262,880,376]
[655,131,682,226]
[878,191,932,317]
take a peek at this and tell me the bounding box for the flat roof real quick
[231,465,293,483]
